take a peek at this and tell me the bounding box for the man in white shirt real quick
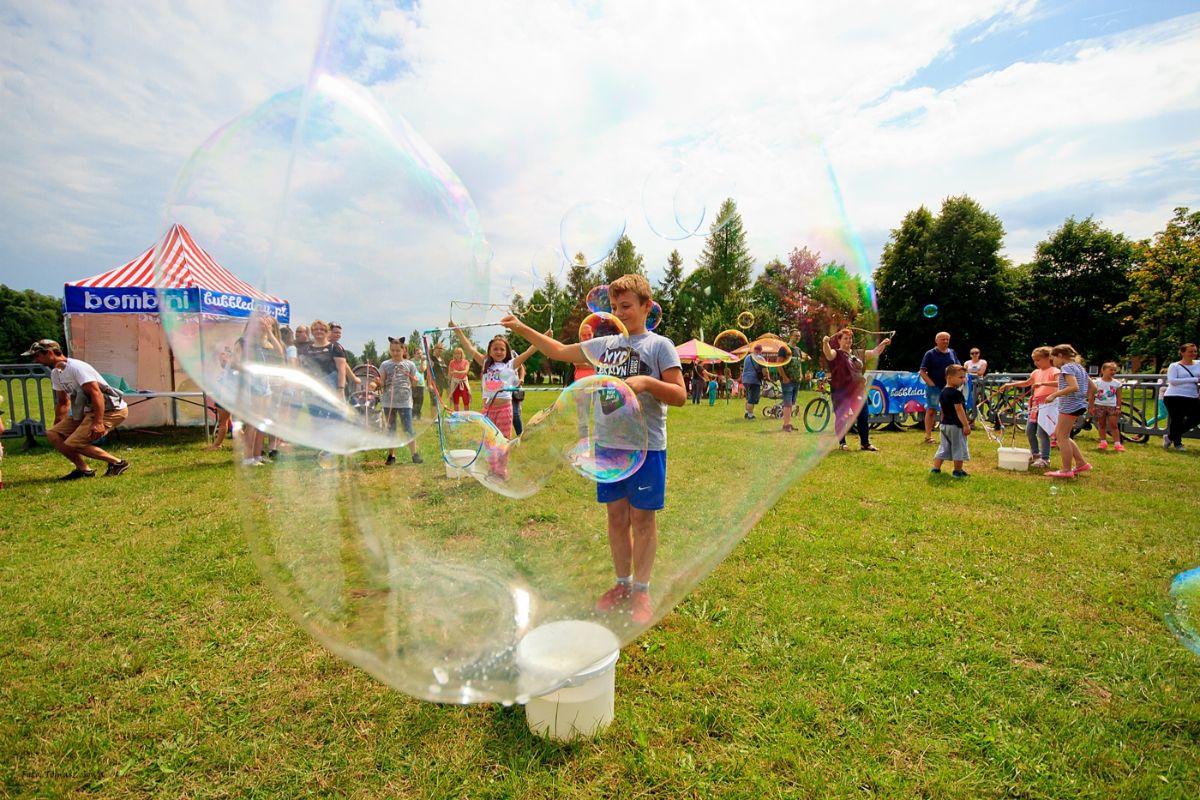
[23,339,130,479]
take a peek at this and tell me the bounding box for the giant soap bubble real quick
[155,1,876,705]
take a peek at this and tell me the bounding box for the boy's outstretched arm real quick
[500,315,585,363]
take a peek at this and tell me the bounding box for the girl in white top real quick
[1090,361,1124,452]
[1163,342,1200,450]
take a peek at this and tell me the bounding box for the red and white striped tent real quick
[63,224,289,427]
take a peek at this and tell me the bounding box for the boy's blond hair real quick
[1031,346,1051,360]
[608,274,652,304]
[945,364,967,379]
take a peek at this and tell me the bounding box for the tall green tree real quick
[600,234,646,283]
[655,250,685,343]
[360,339,381,366]
[1118,207,1200,369]
[1022,216,1135,366]
[692,198,755,330]
[560,257,601,345]
[875,196,1015,369]
[0,285,63,361]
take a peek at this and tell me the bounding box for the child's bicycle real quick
[762,380,785,418]
[802,377,832,432]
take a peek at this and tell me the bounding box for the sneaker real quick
[744,412,756,420]
[839,443,849,451]
[242,457,263,467]
[930,467,941,474]
[861,444,879,452]
[1045,470,1075,478]
[782,424,794,432]
[952,470,969,478]
[595,583,632,612]
[104,459,130,477]
[1097,440,1108,450]
[631,591,653,625]
[1113,443,1125,452]
[1031,458,1051,468]
[1174,444,1186,452]
[60,468,96,480]
[385,455,397,466]
[1073,462,1093,474]
[411,452,423,464]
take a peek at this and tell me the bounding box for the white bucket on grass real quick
[516,620,620,742]
[444,449,477,478]
[997,446,1030,471]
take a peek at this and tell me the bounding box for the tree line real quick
[5,200,1196,376]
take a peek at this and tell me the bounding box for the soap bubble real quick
[579,312,631,369]
[585,285,610,314]
[561,200,626,268]
[923,303,939,319]
[646,301,662,332]
[155,3,875,705]
[714,329,749,354]
[737,311,755,330]
[642,160,737,241]
[1165,566,1200,657]
[748,337,792,368]
[531,244,567,282]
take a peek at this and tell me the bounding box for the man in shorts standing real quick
[919,331,960,444]
[24,339,130,479]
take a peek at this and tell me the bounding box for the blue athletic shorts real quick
[924,386,942,411]
[781,382,798,407]
[744,383,761,404]
[597,449,666,511]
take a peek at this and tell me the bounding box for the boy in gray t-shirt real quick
[501,274,685,625]
[374,338,423,465]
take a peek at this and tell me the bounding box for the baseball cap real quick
[21,339,61,357]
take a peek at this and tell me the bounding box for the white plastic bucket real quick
[998,446,1030,471]
[444,449,477,478]
[516,620,620,742]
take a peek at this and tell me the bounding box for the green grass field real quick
[2,394,1198,799]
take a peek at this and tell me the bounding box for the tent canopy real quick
[64,224,288,322]
[675,339,737,363]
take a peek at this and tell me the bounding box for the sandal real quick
[861,444,879,452]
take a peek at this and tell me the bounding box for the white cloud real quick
[1,1,1197,350]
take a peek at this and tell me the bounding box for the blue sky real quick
[1,0,1198,349]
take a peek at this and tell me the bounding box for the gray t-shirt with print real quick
[378,359,415,409]
[582,331,680,450]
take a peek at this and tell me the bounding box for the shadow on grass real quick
[480,704,587,767]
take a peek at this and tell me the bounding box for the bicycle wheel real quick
[1120,402,1148,443]
[804,397,830,433]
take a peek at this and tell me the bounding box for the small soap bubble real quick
[736,311,755,330]
[714,329,748,354]
[923,303,939,319]
[585,285,611,314]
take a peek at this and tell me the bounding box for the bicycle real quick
[803,379,832,433]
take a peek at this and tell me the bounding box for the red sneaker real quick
[631,591,653,624]
[595,583,631,612]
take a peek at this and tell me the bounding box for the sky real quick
[2,0,1198,352]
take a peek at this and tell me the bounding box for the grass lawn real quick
[1,394,1198,799]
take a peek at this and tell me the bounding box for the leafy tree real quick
[360,339,381,366]
[875,196,1015,369]
[560,256,600,346]
[655,250,685,343]
[1118,207,1200,369]
[1021,216,1134,366]
[692,198,754,327]
[600,234,646,283]
[0,285,63,362]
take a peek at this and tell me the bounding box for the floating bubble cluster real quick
[154,2,875,705]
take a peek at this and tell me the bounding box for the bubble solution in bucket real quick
[997,446,1030,472]
[516,620,620,742]
[444,449,478,479]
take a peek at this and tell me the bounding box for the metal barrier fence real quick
[971,372,1194,442]
[1,363,52,449]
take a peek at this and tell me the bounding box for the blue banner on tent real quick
[64,286,288,323]
[869,371,975,415]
